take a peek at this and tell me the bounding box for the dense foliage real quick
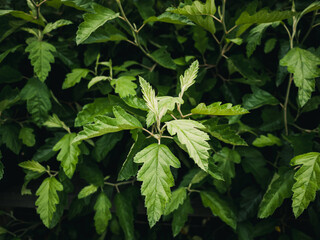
[0,0,320,239]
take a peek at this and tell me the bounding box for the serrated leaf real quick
[19,127,36,147]
[94,192,112,234]
[236,9,296,25]
[75,98,112,127]
[92,132,123,162]
[290,152,320,217]
[191,102,249,116]
[179,60,199,97]
[150,47,176,70]
[122,96,148,111]
[200,191,237,229]
[74,106,142,142]
[203,118,247,146]
[212,147,241,193]
[164,187,187,215]
[20,78,52,125]
[144,12,194,25]
[35,177,63,227]
[19,160,46,173]
[258,169,294,218]
[78,184,98,199]
[25,39,56,82]
[246,23,272,57]
[62,68,90,89]
[166,119,210,171]
[0,10,45,26]
[115,192,135,240]
[61,0,93,11]
[0,124,22,154]
[43,114,68,130]
[172,197,193,237]
[280,47,320,107]
[88,76,108,89]
[43,19,72,34]
[134,143,180,227]
[242,86,279,110]
[252,133,282,147]
[76,3,119,45]
[111,76,137,98]
[53,133,81,178]
[139,77,158,116]
[33,134,64,162]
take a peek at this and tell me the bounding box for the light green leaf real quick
[212,147,241,193]
[43,114,68,130]
[94,192,112,234]
[236,9,296,25]
[0,44,22,63]
[111,76,137,98]
[53,133,81,178]
[252,134,282,147]
[62,68,90,89]
[78,184,98,199]
[172,197,193,237]
[179,60,199,98]
[122,96,148,111]
[280,47,320,107]
[76,3,119,45]
[264,38,277,53]
[0,10,45,26]
[144,12,194,25]
[258,169,294,218]
[200,191,237,229]
[19,160,47,173]
[246,23,272,57]
[150,47,176,70]
[35,177,63,227]
[203,118,247,146]
[166,119,210,172]
[75,98,112,127]
[20,78,52,125]
[88,76,108,89]
[164,187,187,215]
[115,192,135,240]
[300,2,320,17]
[134,144,180,227]
[74,106,142,142]
[242,86,279,110]
[25,39,56,82]
[43,19,72,34]
[291,152,320,217]
[139,77,158,116]
[19,127,36,147]
[191,102,249,116]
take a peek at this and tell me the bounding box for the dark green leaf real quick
[172,197,193,237]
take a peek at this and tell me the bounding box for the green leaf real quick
[88,76,108,89]
[0,10,45,26]
[300,2,320,17]
[179,60,199,97]
[280,47,320,107]
[122,96,148,111]
[43,114,68,130]
[200,191,237,229]
[172,197,193,237]
[94,192,112,234]
[43,19,72,34]
[302,96,320,113]
[53,133,81,178]
[0,226,7,235]
[203,118,247,146]
[83,23,127,44]
[191,102,249,116]
[20,78,52,125]
[33,134,64,163]
[242,86,279,110]
[139,77,158,116]
[264,38,277,53]
[25,39,56,82]
[61,0,93,11]
[74,106,142,142]
[134,143,180,227]
[150,47,176,70]
[236,9,296,25]
[35,177,63,227]
[115,192,135,240]
[78,184,98,199]
[166,119,210,171]
[92,132,123,162]
[18,160,47,173]
[252,134,282,147]
[62,68,90,89]
[290,152,320,217]
[193,27,208,55]
[133,0,155,20]
[0,124,22,154]
[144,12,194,25]
[79,161,104,187]
[258,169,294,218]
[0,44,22,63]
[164,187,187,215]
[18,127,36,147]
[76,3,119,45]
[212,147,241,193]
[246,23,272,57]
[111,76,137,98]
[75,98,112,127]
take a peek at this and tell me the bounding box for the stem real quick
[301,10,317,44]
[283,74,293,135]
[142,127,158,140]
[104,179,135,192]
